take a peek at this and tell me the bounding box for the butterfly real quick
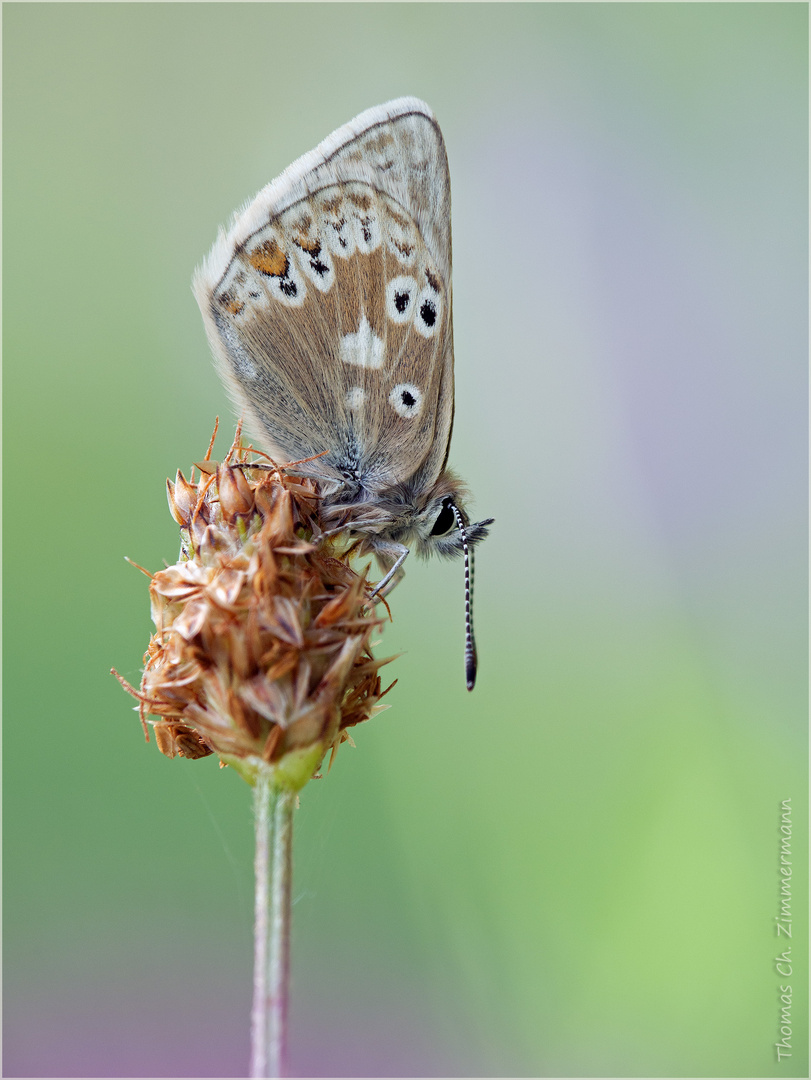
[193,97,493,689]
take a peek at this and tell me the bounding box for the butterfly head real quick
[412,490,493,560]
[408,476,493,691]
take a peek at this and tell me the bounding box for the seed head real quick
[115,430,395,791]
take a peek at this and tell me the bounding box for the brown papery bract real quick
[115,432,396,791]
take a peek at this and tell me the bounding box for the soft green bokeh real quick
[4,4,806,1077]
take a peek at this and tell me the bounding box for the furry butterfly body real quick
[194,98,492,687]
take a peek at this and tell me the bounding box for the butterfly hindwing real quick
[194,99,454,495]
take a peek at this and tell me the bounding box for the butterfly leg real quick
[369,542,410,600]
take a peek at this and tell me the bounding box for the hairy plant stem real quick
[251,770,294,1078]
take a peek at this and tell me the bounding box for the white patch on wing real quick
[340,316,384,369]
[345,386,365,410]
[389,382,422,419]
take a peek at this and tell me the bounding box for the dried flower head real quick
[115,426,395,791]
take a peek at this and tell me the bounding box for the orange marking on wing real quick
[294,233,321,254]
[249,238,288,277]
[219,290,245,315]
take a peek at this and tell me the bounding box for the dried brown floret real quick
[114,429,395,791]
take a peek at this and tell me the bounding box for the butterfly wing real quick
[194,98,454,496]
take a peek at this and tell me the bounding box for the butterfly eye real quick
[430,499,457,537]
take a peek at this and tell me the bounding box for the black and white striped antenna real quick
[449,502,478,691]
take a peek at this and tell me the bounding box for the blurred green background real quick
[3,4,807,1077]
